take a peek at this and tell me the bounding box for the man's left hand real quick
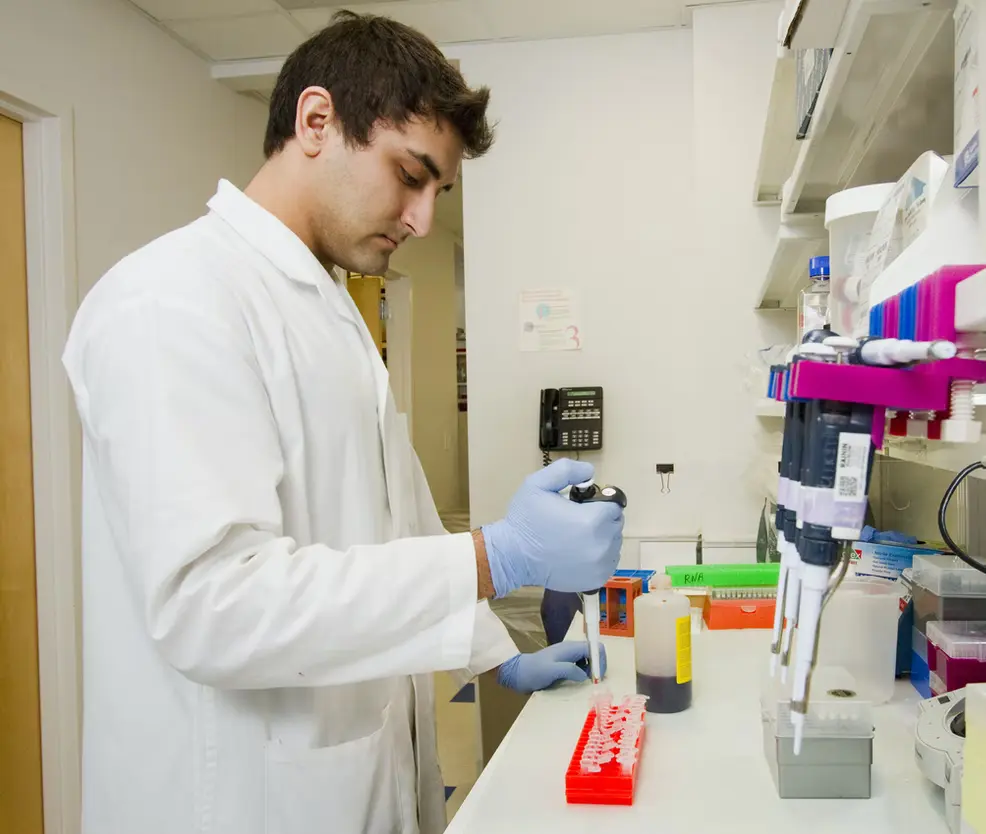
[496,641,607,693]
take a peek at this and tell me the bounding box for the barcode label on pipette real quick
[834,433,870,502]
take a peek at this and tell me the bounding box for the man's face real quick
[309,115,463,274]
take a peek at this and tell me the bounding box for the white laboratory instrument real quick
[916,688,966,834]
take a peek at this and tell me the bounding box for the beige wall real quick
[1,0,269,797]
[446,2,794,548]
[391,224,462,512]
[0,0,268,300]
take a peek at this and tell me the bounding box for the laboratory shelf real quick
[754,0,851,206]
[779,0,953,217]
[752,52,799,205]
[756,212,827,309]
[877,437,986,475]
[755,398,787,418]
[754,0,954,214]
[778,0,852,51]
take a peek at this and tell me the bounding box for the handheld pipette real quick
[775,346,837,680]
[769,324,970,753]
[569,480,628,685]
[789,398,874,754]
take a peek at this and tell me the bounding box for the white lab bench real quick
[447,616,950,834]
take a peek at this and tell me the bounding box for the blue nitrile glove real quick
[859,525,918,545]
[497,641,608,693]
[481,459,624,598]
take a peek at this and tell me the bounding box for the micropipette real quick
[569,479,628,685]
[776,394,809,680]
[770,397,796,675]
[789,398,874,754]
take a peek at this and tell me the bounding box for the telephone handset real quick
[538,386,604,455]
[539,388,562,451]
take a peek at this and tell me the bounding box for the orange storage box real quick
[703,587,777,630]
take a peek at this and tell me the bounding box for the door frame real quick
[0,90,81,834]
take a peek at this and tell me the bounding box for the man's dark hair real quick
[264,11,494,160]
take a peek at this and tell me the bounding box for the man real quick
[62,11,624,834]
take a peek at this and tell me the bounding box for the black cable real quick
[938,461,986,576]
[542,449,551,467]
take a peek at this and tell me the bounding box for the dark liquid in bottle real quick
[636,673,692,714]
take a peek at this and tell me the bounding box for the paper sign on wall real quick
[519,288,581,352]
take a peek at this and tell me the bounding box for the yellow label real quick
[676,615,692,684]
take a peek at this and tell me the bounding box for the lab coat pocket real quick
[265,704,405,834]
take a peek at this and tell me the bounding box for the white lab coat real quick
[62,179,518,834]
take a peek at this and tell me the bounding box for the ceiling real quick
[125,0,746,236]
[127,0,749,64]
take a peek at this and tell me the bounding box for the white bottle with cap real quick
[633,574,692,713]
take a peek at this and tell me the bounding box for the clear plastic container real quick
[761,666,873,740]
[927,620,986,695]
[912,554,986,635]
[815,578,899,704]
[797,256,830,344]
[913,554,986,595]
[633,575,692,713]
[824,183,895,338]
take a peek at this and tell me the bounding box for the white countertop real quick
[448,616,950,834]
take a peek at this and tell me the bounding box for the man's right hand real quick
[479,459,624,598]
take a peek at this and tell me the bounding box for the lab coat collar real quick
[207,180,361,328]
[208,181,399,522]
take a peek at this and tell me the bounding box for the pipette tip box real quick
[565,702,646,805]
[912,554,986,636]
[703,587,777,630]
[761,667,874,799]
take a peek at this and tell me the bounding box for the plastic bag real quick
[756,498,781,564]
[489,587,550,652]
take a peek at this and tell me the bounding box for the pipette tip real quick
[770,654,778,677]
[781,665,788,684]
[792,712,805,756]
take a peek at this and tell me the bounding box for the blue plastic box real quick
[911,625,932,699]
[613,569,656,592]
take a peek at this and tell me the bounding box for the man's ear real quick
[294,86,336,158]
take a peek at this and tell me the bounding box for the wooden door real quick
[346,273,385,357]
[0,113,44,833]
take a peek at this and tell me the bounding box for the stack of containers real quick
[926,620,986,696]
[910,554,986,697]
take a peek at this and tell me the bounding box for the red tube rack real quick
[565,706,646,805]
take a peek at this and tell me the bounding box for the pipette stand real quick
[766,264,986,736]
[598,576,645,637]
[780,265,986,443]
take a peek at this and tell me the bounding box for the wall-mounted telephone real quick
[539,387,604,458]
